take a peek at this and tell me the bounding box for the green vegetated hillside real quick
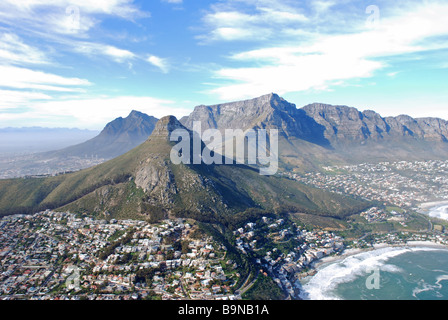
[0,116,369,225]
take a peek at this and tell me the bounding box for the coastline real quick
[300,241,448,284]
[418,200,448,210]
[297,241,448,300]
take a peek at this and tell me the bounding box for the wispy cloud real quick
[0,65,91,92]
[0,96,192,129]
[198,0,308,42]
[0,90,53,110]
[147,55,170,73]
[73,41,136,63]
[0,33,49,65]
[206,1,448,100]
[162,0,183,4]
[0,1,181,128]
[0,0,149,36]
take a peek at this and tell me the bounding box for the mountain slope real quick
[0,116,367,221]
[0,111,159,179]
[47,110,159,159]
[181,93,448,170]
[302,103,448,143]
[180,93,342,170]
[301,103,448,163]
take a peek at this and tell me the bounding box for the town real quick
[0,210,241,300]
[2,207,448,300]
[3,160,448,300]
[0,154,105,179]
[0,209,355,300]
[284,160,448,209]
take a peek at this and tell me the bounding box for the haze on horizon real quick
[0,0,447,130]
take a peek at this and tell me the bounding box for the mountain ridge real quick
[0,115,368,222]
[47,110,159,159]
[181,93,448,170]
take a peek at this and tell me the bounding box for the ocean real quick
[299,246,448,300]
[298,202,448,300]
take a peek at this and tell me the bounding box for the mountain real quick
[181,93,448,170]
[180,93,336,170]
[0,111,159,179]
[0,116,367,222]
[47,110,159,159]
[181,93,326,145]
[300,103,448,163]
[302,103,448,143]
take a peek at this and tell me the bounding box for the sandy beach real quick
[302,241,448,282]
[418,200,448,210]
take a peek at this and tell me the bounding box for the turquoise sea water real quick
[300,247,448,300]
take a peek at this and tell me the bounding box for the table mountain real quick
[181,93,448,169]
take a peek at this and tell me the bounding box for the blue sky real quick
[0,0,447,129]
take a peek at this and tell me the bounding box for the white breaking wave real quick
[427,205,448,221]
[300,246,443,300]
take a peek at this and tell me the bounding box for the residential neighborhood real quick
[0,211,240,300]
[284,160,448,209]
[3,159,448,300]
[0,209,354,300]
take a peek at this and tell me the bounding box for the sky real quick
[0,0,447,129]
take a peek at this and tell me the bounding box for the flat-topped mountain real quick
[180,93,328,145]
[181,93,448,169]
[301,103,448,144]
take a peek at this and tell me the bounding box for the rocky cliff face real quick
[301,103,448,144]
[181,93,329,145]
[133,116,181,207]
[184,94,448,146]
[181,94,448,167]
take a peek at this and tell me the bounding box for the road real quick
[236,270,259,296]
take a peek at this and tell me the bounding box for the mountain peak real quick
[181,93,299,133]
[152,116,186,138]
[129,110,145,117]
[47,111,159,159]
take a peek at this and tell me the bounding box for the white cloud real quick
[0,65,91,92]
[208,1,448,100]
[74,42,136,63]
[0,33,49,65]
[0,90,52,110]
[199,0,308,42]
[147,55,170,73]
[311,0,335,13]
[387,71,400,78]
[0,0,150,48]
[0,96,192,129]
[0,1,149,64]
